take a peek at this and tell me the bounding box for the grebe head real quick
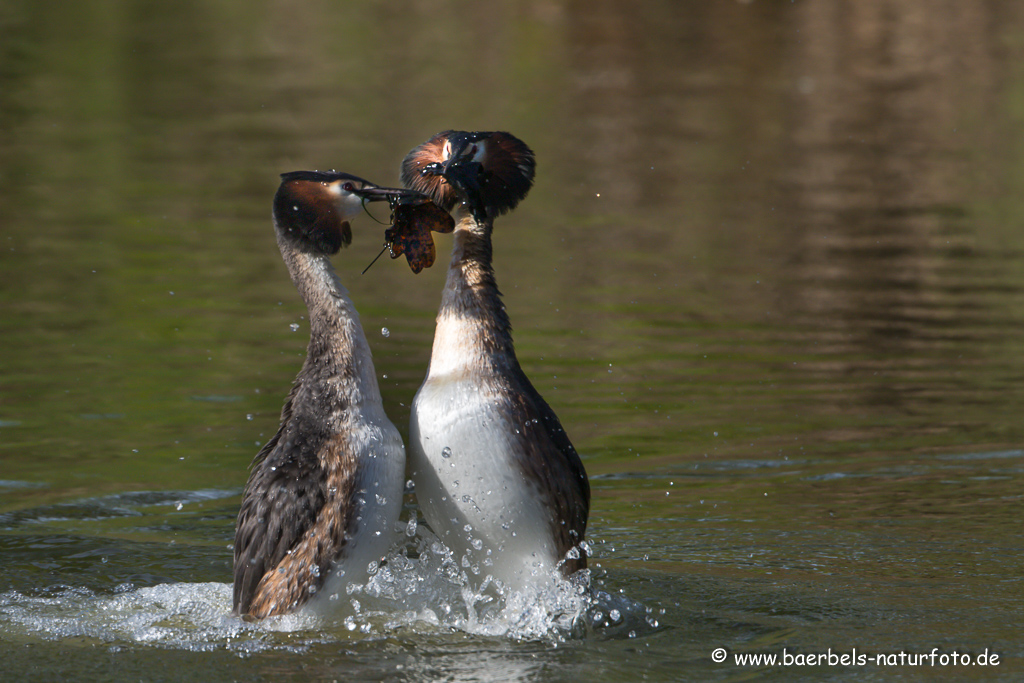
[273,171,419,254]
[400,131,535,222]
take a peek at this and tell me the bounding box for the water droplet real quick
[174,501,183,511]
[609,609,621,622]
[375,494,387,505]
[289,323,300,332]
[406,517,418,537]
[441,446,452,459]
[404,479,415,492]
[246,414,253,421]
[381,327,390,337]
[471,539,483,550]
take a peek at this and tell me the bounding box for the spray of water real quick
[0,521,654,652]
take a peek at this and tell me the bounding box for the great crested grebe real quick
[400,131,590,593]
[233,171,418,618]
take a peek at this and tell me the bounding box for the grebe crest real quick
[401,131,536,222]
[274,170,407,253]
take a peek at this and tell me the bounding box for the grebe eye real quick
[343,182,355,192]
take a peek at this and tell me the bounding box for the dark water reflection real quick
[2,1,1024,680]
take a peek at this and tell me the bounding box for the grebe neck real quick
[428,214,516,378]
[276,235,380,400]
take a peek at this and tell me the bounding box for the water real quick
[2,1,1024,680]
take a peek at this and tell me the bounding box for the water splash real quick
[0,517,655,652]
[0,583,316,654]
[333,524,655,644]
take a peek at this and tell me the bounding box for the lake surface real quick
[1,1,1023,680]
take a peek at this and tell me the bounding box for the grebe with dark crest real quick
[400,131,591,593]
[233,171,420,619]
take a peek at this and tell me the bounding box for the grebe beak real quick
[353,185,427,204]
[422,156,486,220]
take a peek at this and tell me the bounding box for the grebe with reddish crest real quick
[400,131,590,594]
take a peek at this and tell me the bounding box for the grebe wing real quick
[232,421,323,614]
[510,370,591,571]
